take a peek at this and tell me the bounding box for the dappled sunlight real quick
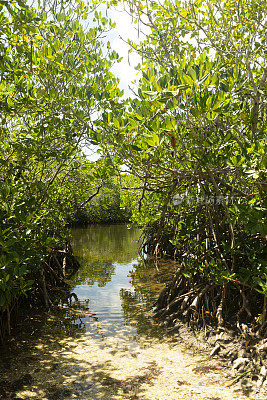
[0,226,252,399]
[1,323,249,400]
[1,0,265,397]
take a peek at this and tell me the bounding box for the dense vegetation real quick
[70,174,136,225]
[0,0,123,339]
[98,0,266,335]
[0,0,266,340]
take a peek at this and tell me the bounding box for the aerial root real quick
[259,296,267,336]
[152,276,265,336]
[237,286,252,321]
[216,285,226,327]
[0,242,80,341]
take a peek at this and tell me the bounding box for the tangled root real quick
[152,267,266,337]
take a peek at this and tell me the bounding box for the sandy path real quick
[7,330,253,400]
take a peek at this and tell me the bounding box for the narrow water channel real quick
[0,225,249,400]
[67,224,175,342]
[69,224,158,339]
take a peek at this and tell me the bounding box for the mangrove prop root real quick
[39,270,51,308]
[216,285,226,327]
[259,297,267,336]
[0,242,80,342]
[152,271,266,336]
[237,286,252,321]
[185,284,211,315]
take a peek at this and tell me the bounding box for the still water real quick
[0,227,249,400]
[0,225,172,400]
[69,224,142,339]
[67,224,176,341]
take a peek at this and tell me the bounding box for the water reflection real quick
[120,259,179,338]
[0,225,248,400]
[71,224,140,265]
[68,225,177,340]
[0,225,178,400]
[69,225,141,338]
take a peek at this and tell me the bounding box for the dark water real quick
[68,224,171,340]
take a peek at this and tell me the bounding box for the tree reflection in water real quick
[70,224,141,288]
[120,259,178,338]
